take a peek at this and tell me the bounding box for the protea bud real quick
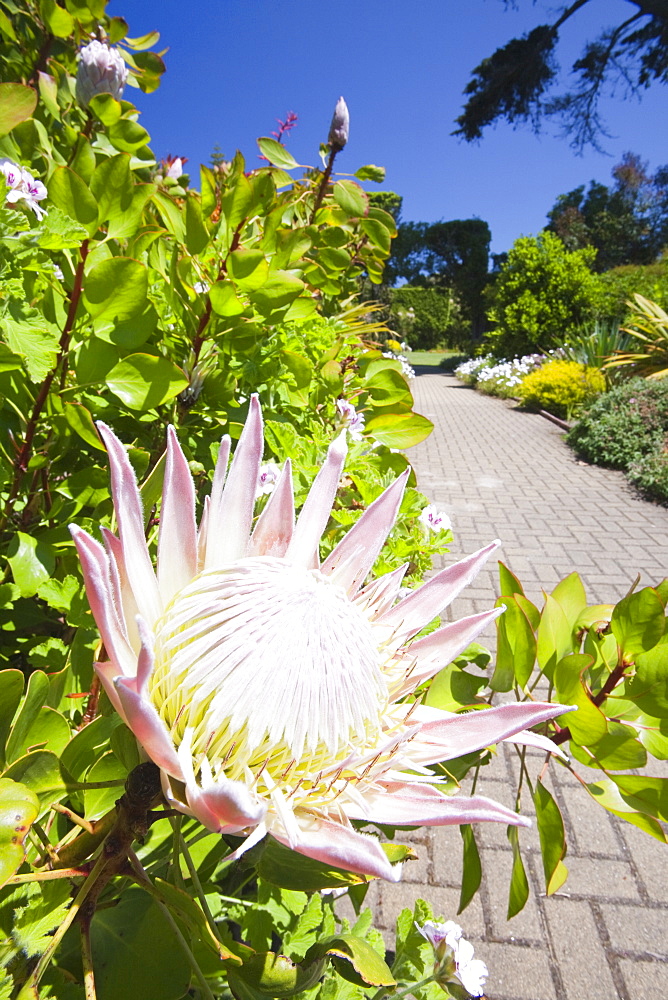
[328,96,349,152]
[76,39,128,107]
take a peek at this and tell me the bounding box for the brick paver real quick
[367,373,668,1000]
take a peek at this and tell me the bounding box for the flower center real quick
[149,556,387,782]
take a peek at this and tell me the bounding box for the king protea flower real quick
[71,396,573,882]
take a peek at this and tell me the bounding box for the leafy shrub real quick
[628,446,668,504]
[597,256,668,321]
[560,319,633,376]
[517,359,605,419]
[389,285,461,350]
[567,377,668,468]
[485,232,604,357]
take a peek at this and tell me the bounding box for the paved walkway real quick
[365,373,668,1000]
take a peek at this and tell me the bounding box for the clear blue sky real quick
[110,0,666,256]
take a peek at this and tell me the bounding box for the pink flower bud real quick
[328,96,349,152]
[76,39,128,107]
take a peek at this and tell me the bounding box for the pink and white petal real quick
[185,777,267,835]
[272,815,401,882]
[101,527,140,653]
[197,495,210,572]
[96,423,161,627]
[355,562,409,617]
[205,395,263,568]
[505,729,570,761]
[94,660,126,719]
[411,701,577,765]
[377,540,501,640]
[157,426,198,605]
[395,607,505,698]
[345,782,531,829]
[114,676,184,781]
[249,459,295,557]
[321,470,409,595]
[70,526,136,677]
[288,432,347,568]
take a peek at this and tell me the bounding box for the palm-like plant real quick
[604,294,668,380]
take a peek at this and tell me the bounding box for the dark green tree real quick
[454,1,668,151]
[546,152,668,269]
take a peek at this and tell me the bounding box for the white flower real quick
[71,397,574,881]
[0,159,48,219]
[336,398,365,440]
[76,39,128,107]
[419,504,451,533]
[417,920,488,997]
[256,462,281,497]
[328,96,349,152]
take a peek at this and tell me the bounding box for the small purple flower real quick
[419,504,451,533]
[0,159,47,219]
[417,920,488,997]
[256,462,281,498]
[336,398,365,440]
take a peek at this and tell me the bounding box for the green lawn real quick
[407,350,455,366]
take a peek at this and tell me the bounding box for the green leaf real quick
[492,596,536,690]
[39,0,74,36]
[364,367,411,406]
[625,636,668,718]
[319,936,395,988]
[48,166,98,232]
[228,249,269,291]
[200,164,217,217]
[256,836,370,891]
[354,165,385,183]
[250,271,305,311]
[82,256,149,329]
[13,880,71,957]
[536,594,573,680]
[0,777,39,888]
[533,781,568,896]
[2,750,69,809]
[2,309,60,381]
[611,587,665,657]
[90,152,132,222]
[8,707,70,760]
[364,412,433,448]
[0,83,37,136]
[457,825,481,913]
[107,117,151,153]
[554,653,607,744]
[64,402,106,451]
[551,572,588,627]
[222,172,254,232]
[570,721,647,771]
[332,180,368,218]
[586,779,667,841]
[87,889,191,1000]
[507,825,529,918]
[0,671,24,769]
[154,878,240,962]
[5,670,49,764]
[257,137,299,170]
[280,349,313,390]
[83,751,127,819]
[106,353,188,411]
[60,715,120,781]
[613,775,668,823]
[209,280,246,317]
[37,71,59,120]
[6,533,56,598]
[185,194,209,254]
[88,93,122,126]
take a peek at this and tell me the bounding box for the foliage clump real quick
[516,359,605,419]
[567,377,668,472]
[485,232,602,358]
